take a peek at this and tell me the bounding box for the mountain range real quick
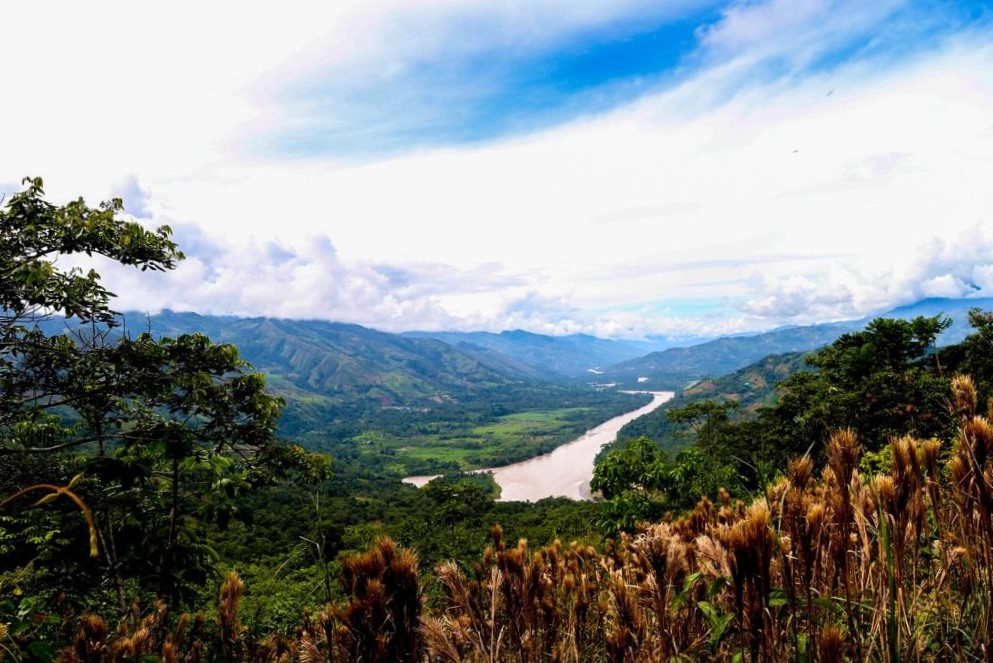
[38,297,993,419]
[402,329,669,378]
[114,311,536,405]
[598,297,993,389]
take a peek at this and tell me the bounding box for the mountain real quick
[599,320,862,389]
[613,352,810,453]
[130,311,538,405]
[76,312,652,473]
[403,329,669,378]
[38,310,540,415]
[37,311,656,459]
[882,297,993,344]
[600,297,993,389]
[39,297,993,415]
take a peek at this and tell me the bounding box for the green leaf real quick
[768,588,788,608]
[31,493,59,507]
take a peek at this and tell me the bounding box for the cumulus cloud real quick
[91,231,542,332]
[2,1,992,339]
[741,227,993,325]
[71,219,993,339]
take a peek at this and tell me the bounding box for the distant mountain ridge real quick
[130,311,535,404]
[600,320,863,388]
[403,329,670,378]
[598,297,993,389]
[38,296,993,409]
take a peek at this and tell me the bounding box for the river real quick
[403,390,674,502]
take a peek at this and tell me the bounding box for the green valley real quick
[10,180,993,663]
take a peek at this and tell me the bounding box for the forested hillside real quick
[613,351,809,454]
[600,320,862,388]
[593,312,993,526]
[405,329,667,378]
[7,180,993,661]
[143,312,538,396]
[41,310,649,475]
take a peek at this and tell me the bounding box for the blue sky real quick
[266,0,987,158]
[269,3,726,156]
[2,0,993,338]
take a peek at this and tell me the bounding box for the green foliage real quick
[666,399,742,465]
[664,446,738,510]
[591,437,668,535]
[943,307,993,402]
[764,315,954,459]
[0,177,182,325]
[591,437,667,501]
[596,314,969,532]
[592,433,742,534]
[0,178,320,614]
[422,476,495,530]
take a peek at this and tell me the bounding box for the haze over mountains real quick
[44,296,993,414]
[402,329,676,378]
[597,297,993,388]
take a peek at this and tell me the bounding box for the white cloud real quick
[741,226,993,323]
[2,2,992,338]
[697,0,903,57]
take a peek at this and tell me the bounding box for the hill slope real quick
[600,321,860,389]
[601,297,993,389]
[404,329,664,378]
[36,311,650,474]
[614,352,810,453]
[143,311,532,404]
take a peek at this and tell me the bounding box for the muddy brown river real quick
[403,390,674,501]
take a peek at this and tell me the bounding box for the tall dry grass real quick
[33,376,993,661]
[421,376,993,661]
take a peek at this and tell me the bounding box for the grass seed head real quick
[788,456,814,491]
[923,438,941,479]
[951,374,978,419]
[828,429,860,487]
[818,622,845,663]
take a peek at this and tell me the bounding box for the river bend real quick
[404,390,674,502]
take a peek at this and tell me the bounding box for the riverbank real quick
[404,390,674,501]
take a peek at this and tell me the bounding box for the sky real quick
[2,0,993,339]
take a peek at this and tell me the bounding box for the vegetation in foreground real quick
[6,178,993,660]
[5,376,993,661]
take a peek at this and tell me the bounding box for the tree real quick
[0,178,324,611]
[666,399,740,459]
[949,308,993,403]
[422,476,493,532]
[590,437,668,535]
[761,315,954,460]
[0,177,182,327]
[617,316,959,521]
